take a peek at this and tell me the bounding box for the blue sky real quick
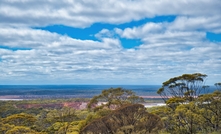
[0,0,221,85]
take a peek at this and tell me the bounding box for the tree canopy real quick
[81,104,163,134]
[157,73,208,103]
[154,73,221,133]
[87,87,144,110]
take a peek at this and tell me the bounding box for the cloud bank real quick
[0,0,221,85]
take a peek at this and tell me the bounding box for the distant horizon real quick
[0,84,217,86]
[0,84,160,85]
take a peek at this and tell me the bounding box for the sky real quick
[0,0,221,85]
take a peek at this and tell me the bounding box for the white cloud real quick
[95,29,115,39]
[1,0,221,27]
[0,26,126,84]
[120,22,164,39]
[168,16,221,33]
[0,0,221,85]
[112,15,221,84]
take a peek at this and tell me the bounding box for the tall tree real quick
[155,74,221,133]
[215,82,221,91]
[87,87,144,110]
[157,73,208,103]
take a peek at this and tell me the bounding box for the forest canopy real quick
[0,73,220,134]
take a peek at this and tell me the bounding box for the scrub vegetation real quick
[0,73,220,134]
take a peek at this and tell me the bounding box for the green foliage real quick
[197,90,221,132]
[165,97,185,109]
[155,73,221,133]
[0,122,14,134]
[2,82,220,134]
[87,87,144,110]
[75,110,90,120]
[157,73,208,103]
[95,108,112,117]
[173,102,203,134]
[0,99,87,134]
[156,73,221,133]
[215,82,221,91]
[46,107,77,123]
[2,113,36,127]
[5,126,40,134]
[81,104,163,134]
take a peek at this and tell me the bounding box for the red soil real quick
[16,102,88,110]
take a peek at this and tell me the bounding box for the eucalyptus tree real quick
[197,90,221,132]
[157,73,208,104]
[155,73,211,134]
[215,82,221,91]
[87,87,144,110]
